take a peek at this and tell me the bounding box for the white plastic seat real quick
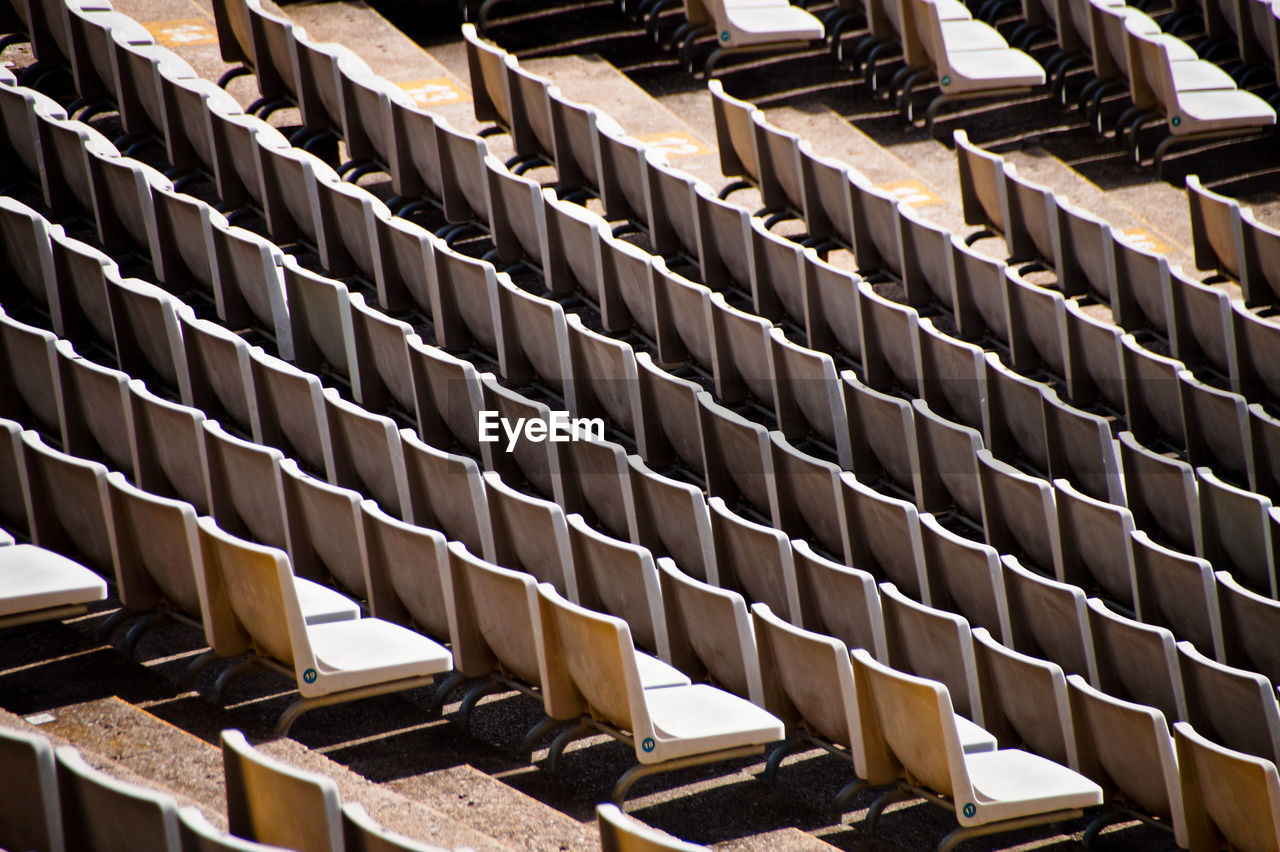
[535,583,784,803]
[196,518,450,734]
[0,543,107,629]
[857,649,1103,851]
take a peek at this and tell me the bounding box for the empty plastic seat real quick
[221,729,342,852]
[21,431,113,578]
[106,275,188,396]
[249,348,333,479]
[0,543,108,629]
[54,341,137,478]
[1043,389,1123,505]
[905,0,1045,131]
[283,258,359,399]
[1198,466,1277,597]
[1002,555,1099,682]
[1066,675,1187,846]
[279,459,370,602]
[841,472,931,601]
[1053,478,1137,605]
[790,538,888,659]
[492,278,571,394]
[1123,21,1275,171]
[1087,599,1187,723]
[178,308,258,439]
[208,224,292,360]
[977,450,1060,575]
[843,371,920,498]
[697,392,778,518]
[0,726,63,852]
[567,514,668,659]
[197,517,449,733]
[708,496,801,623]
[627,456,716,582]
[340,802,449,852]
[1218,571,1280,687]
[858,281,923,396]
[752,602,899,810]
[857,649,1103,851]
[401,429,495,562]
[1178,641,1280,767]
[912,398,985,521]
[484,155,548,271]
[1241,207,1280,309]
[801,251,863,359]
[972,628,1077,770]
[1235,303,1280,407]
[202,417,291,551]
[768,432,849,562]
[1117,430,1202,555]
[0,308,65,438]
[105,471,205,655]
[879,583,993,735]
[557,437,635,543]
[323,391,411,523]
[483,471,576,599]
[916,320,986,434]
[479,375,565,503]
[535,583,784,803]
[919,515,1012,643]
[56,745,181,852]
[596,803,707,852]
[1174,721,1280,852]
[1130,530,1225,663]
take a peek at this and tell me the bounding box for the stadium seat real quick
[1174,721,1280,852]
[708,496,801,623]
[400,429,496,562]
[56,746,181,852]
[1197,466,1277,598]
[0,543,108,629]
[567,513,669,659]
[1086,599,1186,723]
[1177,640,1280,766]
[0,726,64,852]
[1066,675,1187,846]
[627,455,717,582]
[1129,529,1224,663]
[221,729,343,852]
[340,802,450,852]
[857,649,1102,850]
[918,515,1012,643]
[972,627,1077,770]
[1002,554,1098,682]
[790,538,888,658]
[534,584,784,803]
[596,803,707,851]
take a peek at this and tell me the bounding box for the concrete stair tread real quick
[4,697,514,851]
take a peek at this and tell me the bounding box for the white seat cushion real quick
[304,617,453,694]
[938,19,1012,52]
[724,6,824,43]
[294,576,361,625]
[943,48,1045,89]
[1167,59,1241,92]
[0,545,108,617]
[636,652,694,689]
[643,683,784,761]
[963,748,1103,822]
[0,529,13,547]
[1173,90,1276,133]
[955,714,999,753]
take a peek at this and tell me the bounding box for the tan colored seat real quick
[221,729,342,852]
[596,803,707,851]
[195,517,446,734]
[1175,721,1280,852]
[1067,675,1187,846]
[857,650,1103,852]
[535,584,784,803]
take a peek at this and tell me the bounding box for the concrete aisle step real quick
[0,703,214,817]
[6,696,515,850]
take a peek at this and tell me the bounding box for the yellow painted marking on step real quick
[143,18,218,47]
[636,130,711,158]
[1118,228,1172,254]
[398,78,470,107]
[878,179,944,208]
